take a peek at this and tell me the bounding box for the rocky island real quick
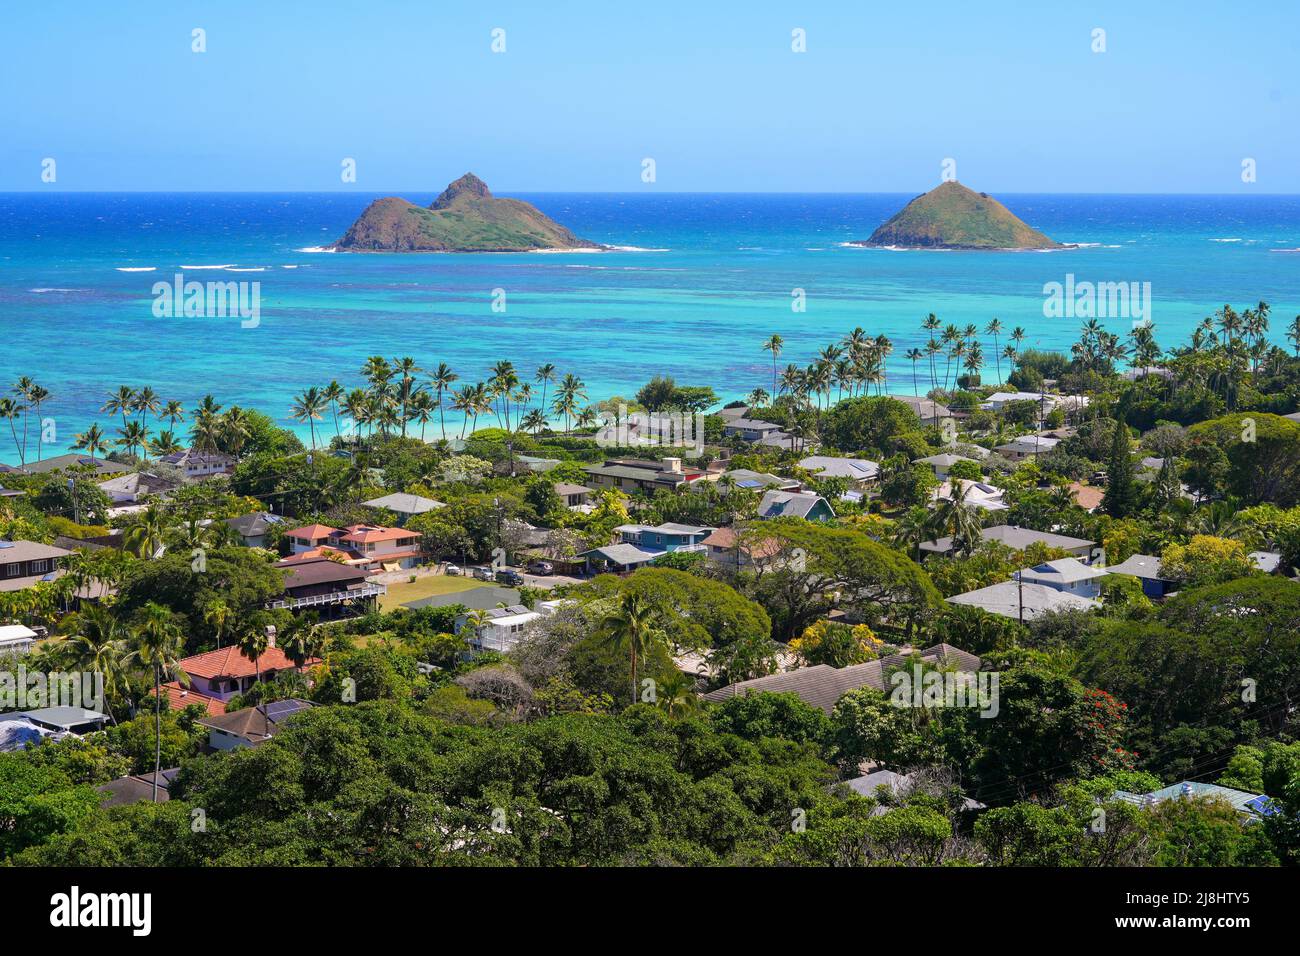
[333,173,600,252]
[852,181,1066,250]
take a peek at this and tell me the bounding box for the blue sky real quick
[2,0,1295,192]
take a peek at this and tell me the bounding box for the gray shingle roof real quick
[703,644,982,714]
[920,524,1094,554]
[946,581,1100,619]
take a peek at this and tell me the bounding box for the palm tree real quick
[202,599,231,650]
[928,479,982,556]
[161,399,185,432]
[746,388,770,408]
[0,397,24,467]
[521,408,548,436]
[322,381,344,443]
[1288,315,1300,357]
[131,602,187,802]
[25,383,49,463]
[553,373,586,434]
[220,406,253,458]
[291,386,327,449]
[762,334,784,397]
[428,363,458,441]
[409,389,435,441]
[904,348,924,395]
[279,612,321,671]
[985,317,1004,382]
[392,356,421,437]
[101,385,137,433]
[597,590,665,705]
[56,604,130,723]
[149,429,184,459]
[72,422,108,464]
[116,420,149,460]
[132,386,161,433]
[124,504,170,559]
[236,621,271,717]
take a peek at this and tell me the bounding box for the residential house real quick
[840,769,985,812]
[160,449,234,480]
[757,489,836,521]
[97,769,180,807]
[914,453,980,481]
[579,522,713,574]
[714,468,803,492]
[919,525,1095,560]
[1015,558,1109,598]
[993,434,1060,461]
[0,624,39,656]
[946,580,1100,620]
[225,511,284,548]
[1104,553,1177,598]
[157,642,322,716]
[361,492,445,525]
[283,523,423,569]
[1068,481,1105,512]
[270,556,386,613]
[798,455,880,489]
[1113,781,1276,820]
[515,455,562,473]
[722,417,785,442]
[930,478,1007,512]
[10,454,130,478]
[583,457,706,495]
[981,391,1057,414]
[457,604,542,653]
[198,699,315,751]
[0,539,73,594]
[892,396,953,426]
[715,405,750,421]
[703,644,982,714]
[553,482,595,509]
[97,471,178,509]
[701,526,783,571]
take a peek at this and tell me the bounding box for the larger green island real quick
[334,173,599,252]
[853,180,1066,250]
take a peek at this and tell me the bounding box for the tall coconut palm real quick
[291,386,327,449]
[116,420,150,461]
[521,408,548,436]
[12,377,37,464]
[428,363,459,441]
[133,386,161,433]
[322,381,344,443]
[0,397,24,467]
[762,334,784,397]
[131,602,187,802]
[985,318,1004,382]
[928,480,982,556]
[905,348,924,396]
[28,384,50,463]
[161,399,185,432]
[597,590,665,705]
[391,356,421,437]
[101,385,137,433]
[534,364,556,420]
[220,406,252,458]
[148,429,184,459]
[72,422,108,464]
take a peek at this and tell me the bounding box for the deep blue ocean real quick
[1,191,1298,463]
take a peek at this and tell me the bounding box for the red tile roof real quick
[178,645,320,680]
[152,681,227,717]
[285,524,339,540]
[336,524,420,544]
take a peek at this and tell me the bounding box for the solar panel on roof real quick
[1245,795,1278,816]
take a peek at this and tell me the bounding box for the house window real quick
[29,560,49,574]
[3,563,19,578]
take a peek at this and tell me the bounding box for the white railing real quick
[268,583,386,610]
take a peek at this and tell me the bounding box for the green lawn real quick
[379,574,489,612]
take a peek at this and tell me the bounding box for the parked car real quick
[527,560,554,575]
[495,568,525,586]
[472,566,495,581]
[444,563,462,576]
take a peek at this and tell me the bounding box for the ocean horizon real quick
[3,190,1299,464]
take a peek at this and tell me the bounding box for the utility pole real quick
[67,477,79,525]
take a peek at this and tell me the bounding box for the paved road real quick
[402,584,521,611]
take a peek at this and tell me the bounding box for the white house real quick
[458,605,542,653]
[0,624,38,656]
[1015,558,1109,598]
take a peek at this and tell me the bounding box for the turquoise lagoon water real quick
[1,191,1299,463]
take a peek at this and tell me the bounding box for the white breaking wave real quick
[180,263,236,270]
[294,246,336,253]
[224,267,266,272]
[115,266,156,272]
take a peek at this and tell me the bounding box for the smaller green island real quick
[852,180,1068,250]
